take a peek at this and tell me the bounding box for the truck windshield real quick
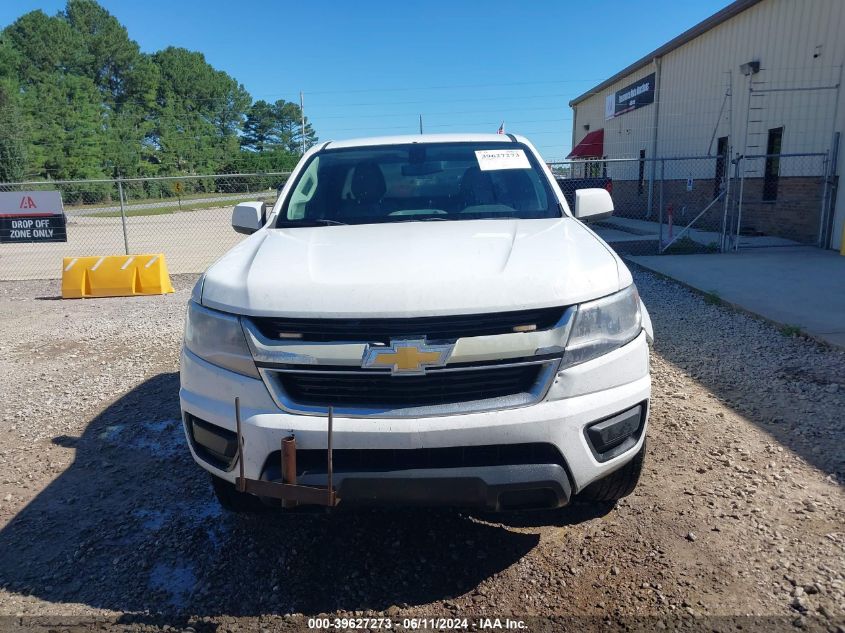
[276,142,560,227]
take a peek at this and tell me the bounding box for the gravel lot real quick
[0,269,843,632]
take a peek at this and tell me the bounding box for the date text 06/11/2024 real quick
[306,617,528,630]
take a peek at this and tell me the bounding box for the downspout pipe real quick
[571,105,578,157]
[647,56,662,217]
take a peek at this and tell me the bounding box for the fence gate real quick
[724,152,832,250]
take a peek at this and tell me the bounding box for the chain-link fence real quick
[722,153,833,250]
[0,155,835,281]
[0,172,289,280]
[551,151,834,257]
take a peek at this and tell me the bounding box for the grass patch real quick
[779,324,804,337]
[90,206,182,217]
[67,190,275,212]
[81,197,266,217]
[662,236,720,255]
[702,290,722,306]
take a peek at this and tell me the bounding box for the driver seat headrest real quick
[351,161,386,203]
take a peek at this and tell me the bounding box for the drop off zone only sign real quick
[0,191,67,243]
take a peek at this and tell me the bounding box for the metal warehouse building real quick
[567,0,845,252]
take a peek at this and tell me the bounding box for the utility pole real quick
[419,114,423,134]
[300,91,306,156]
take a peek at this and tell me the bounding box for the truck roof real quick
[323,133,529,150]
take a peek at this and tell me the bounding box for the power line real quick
[314,105,571,120]
[306,92,576,110]
[300,78,610,96]
[327,118,572,133]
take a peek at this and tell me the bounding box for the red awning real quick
[566,129,604,159]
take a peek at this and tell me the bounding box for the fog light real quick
[187,414,238,470]
[585,404,644,462]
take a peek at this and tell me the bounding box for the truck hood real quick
[200,218,622,317]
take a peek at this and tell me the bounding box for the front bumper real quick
[326,465,572,511]
[179,331,650,509]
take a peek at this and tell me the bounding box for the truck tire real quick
[210,474,266,513]
[580,440,646,502]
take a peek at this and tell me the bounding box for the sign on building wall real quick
[0,191,67,243]
[605,72,656,120]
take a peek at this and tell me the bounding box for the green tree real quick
[26,73,107,181]
[1,9,88,79]
[241,99,317,154]
[275,100,317,154]
[151,47,250,174]
[241,100,279,151]
[0,0,311,185]
[0,81,27,182]
[62,0,157,108]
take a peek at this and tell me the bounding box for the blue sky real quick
[2,0,727,158]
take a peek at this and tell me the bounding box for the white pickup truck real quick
[180,133,653,513]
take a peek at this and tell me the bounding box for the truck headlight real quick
[562,285,642,368]
[184,301,259,378]
[190,273,205,303]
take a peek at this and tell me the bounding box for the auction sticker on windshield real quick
[475,149,531,171]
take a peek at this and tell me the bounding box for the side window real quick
[638,149,646,195]
[714,136,728,198]
[287,157,320,219]
[763,127,783,202]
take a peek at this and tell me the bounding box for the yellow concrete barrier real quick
[62,254,175,299]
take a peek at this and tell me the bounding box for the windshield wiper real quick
[278,218,348,227]
[397,216,449,222]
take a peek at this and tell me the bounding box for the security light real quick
[739,60,760,76]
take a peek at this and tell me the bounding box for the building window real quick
[638,149,645,195]
[714,136,728,198]
[763,127,783,201]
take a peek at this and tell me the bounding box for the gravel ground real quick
[0,270,843,632]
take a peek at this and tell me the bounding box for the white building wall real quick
[571,0,845,247]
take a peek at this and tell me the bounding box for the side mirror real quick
[232,202,266,235]
[573,188,613,222]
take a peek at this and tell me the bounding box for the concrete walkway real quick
[599,216,804,248]
[631,247,845,348]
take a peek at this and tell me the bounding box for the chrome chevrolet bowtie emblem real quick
[361,339,454,375]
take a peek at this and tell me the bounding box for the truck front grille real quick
[276,364,544,408]
[250,306,566,343]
